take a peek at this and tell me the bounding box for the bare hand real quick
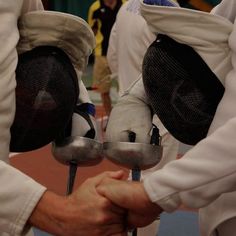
[30,171,128,236]
[97,178,163,229]
[65,171,127,235]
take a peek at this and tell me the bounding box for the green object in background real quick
[51,0,95,21]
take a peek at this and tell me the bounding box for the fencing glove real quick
[10,11,96,152]
[106,77,167,144]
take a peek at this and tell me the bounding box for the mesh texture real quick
[142,34,224,145]
[10,46,79,152]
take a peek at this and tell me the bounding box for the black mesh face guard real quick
[142,34,225,145]
[10,46,79,152]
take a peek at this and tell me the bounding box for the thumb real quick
[88,170,125,187]
[107,170,126,180]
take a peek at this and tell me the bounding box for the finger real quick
[97,178,135,208]
[109,202,127,215]
[101,223,127,236]
[91,199,126,225]
[107,170,126,180]
[102,199,127,218]
[127,212,158,228]
[87,170,126,187]
[104,204,127,224]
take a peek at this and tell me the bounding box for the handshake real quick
[66,79,163,234]
[62,170,163,236]
[30,78,167,236]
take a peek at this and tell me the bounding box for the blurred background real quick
[41,0,221,20]
[15,1,221,235]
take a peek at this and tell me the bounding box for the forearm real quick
[0,161,46,235]
[28,191,70,236]
[144,117,236,211]
[30,171,127,236]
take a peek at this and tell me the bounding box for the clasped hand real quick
[66,170,162,236]
[96,174,163,230]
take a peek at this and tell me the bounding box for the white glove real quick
[106,77,157,144]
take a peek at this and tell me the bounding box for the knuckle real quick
[99,197,110,208]
[95,212,110,225]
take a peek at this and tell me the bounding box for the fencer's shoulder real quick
[126,0,141,15]
[211,0,236,23]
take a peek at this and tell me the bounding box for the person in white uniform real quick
[107,0,179,235]
[0,1,127,235]
[97,0,236,236]
[107,0,156,97]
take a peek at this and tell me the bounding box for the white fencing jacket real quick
[141,0,236,235]
[0,1,46,235]
[0,1,96,235]
[107,1,156,96]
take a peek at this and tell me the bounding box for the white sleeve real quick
[144,55,236,212]
[211,0,236,23]
[144,0,236,212]
[0,161,46,235]
[107,22,118,74]
[0,1,46,234]
[144,118,236,212]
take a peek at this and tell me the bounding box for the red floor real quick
[10,144,129,195]
[9,105,195,214]
[10,105,129,195]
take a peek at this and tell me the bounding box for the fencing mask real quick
[10,46,79,152]
[140,2,233,145]
[10,11,95,152]
[143,34,224,145]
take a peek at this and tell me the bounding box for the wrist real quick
[28,191,70,235]
[139,183,163,214]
